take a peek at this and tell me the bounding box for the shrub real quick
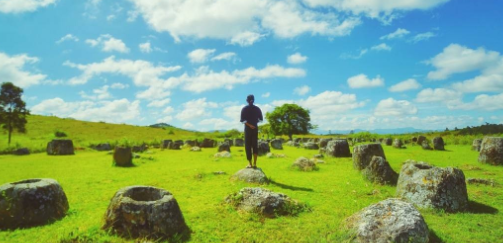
[54,130,68,138]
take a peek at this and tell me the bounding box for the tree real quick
[0,82,30,145]
[265,103,314,140]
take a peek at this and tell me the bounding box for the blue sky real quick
[1,0,502,132]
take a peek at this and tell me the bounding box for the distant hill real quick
[149,123,175,128]
[455,123,503,135]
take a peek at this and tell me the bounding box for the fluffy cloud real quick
[262,92,270,98]
[110,82,129,89]
[188,49,216,63]
[198,118,238,131]
[374,98,417,116]
[388,78,421,92]
[85,34,130,53]
[287,52,308,64]
[79,85,112,100]
[0,52,47,88]
[0,0,57,14]
[56,34,79,44]
[380,28,410,39]
[415,88,462,103]
[147,98,170,107]
[294,85,311,95]
[410,32,436,43]
[175,98,218,121]
[211,52,237,62]
[139,42,152,53]
[31,98,141,123]
[427,44,500,80]
[451,56,503,93]
[370,43,391,51]
[129,0,361,44]
[347,74,384,88]
[448,93,503,111]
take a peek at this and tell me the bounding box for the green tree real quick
[0,82,30,145]
[265,104,314,140]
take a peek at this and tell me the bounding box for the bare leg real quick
[253,153,258,168]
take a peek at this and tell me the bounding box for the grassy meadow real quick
[0,116,502,242]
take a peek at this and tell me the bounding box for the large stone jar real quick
[478,137,503,165]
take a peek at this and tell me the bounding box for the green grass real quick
[1,142,502,242]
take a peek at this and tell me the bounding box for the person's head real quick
[246,94,254,104]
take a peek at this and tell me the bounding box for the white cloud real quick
[139,41,152,53]
[0,52,47,88]
[182,122,194,129]
[129,0,361,45]
[410,32,436,43]
[380,28,410,40]
[31,98,141,123]
[163,106,174,114]
[85,34,130,53]
[415,88,462,103]
[147,98,171,107]
[127,10,139,22]
[451,55,503,93]
[211,52,237,61]
[0,0,57,14]
[287,52,308,64]
[427,44,500,80]
[371,43,391,51]
[79,85,112,100]
[156,115,173,123]
[294,85,311,95]
[175,98,218,121]
[374,98,417,116]
[340,49,368,59]
[347,74,384,88]
[262,92,270,98]
[388,78,421,92]
[448,93,503,111]
[188,49,216,63]
[56,34,79,44]
[199,118,238,131]
[106,14,116,21]
[110,82,129,89]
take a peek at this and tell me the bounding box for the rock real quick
[13,147,30,155]
[184,140,197,147]
[0,178,69,229]
[292,157,318,171]
[162,140,172,149]
[313,154,324,159]
[384,138,392,146]
[214,151,231,158]
[169,142,181,150]
[421,140,432,150]
[270,139,283,150]
[46,139,74,155]
[326,139,351,157]
[213,171,227,175]
[396,160,468,212]
[478,137,503,165]
[285,141,298,147]
[92,143,112,151]
[266,153,286,158]
[466,178,496,186]
[257,141,270,156]
[352,143,386,170]
[234,138,244,147]
[199,138,216,148]
[113,147,133,167]
[412,137,418,143]
[225,187,305,217]
[190,146,201,152]
[318,138,332,148]
[303,142,319,150]
[392,139,403,148]
[472,139,482,151]
[132,145,147,153]
[345,198,429,243]
[294,138,301,143]
[224,139,234,146]
[230,168,268,184]
[416,136,426,145]
[362,156,398,185]
[218,143,231,153]
[432,137,445,150]
[133,153,141,159]
[174,140,184,147]
[103,186,188,239]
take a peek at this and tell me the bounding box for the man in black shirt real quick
[240,94,263,168]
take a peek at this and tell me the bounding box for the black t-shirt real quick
[240,104,263,127]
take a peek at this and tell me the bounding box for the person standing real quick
[240,94,263,168]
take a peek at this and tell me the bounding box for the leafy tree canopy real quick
[265,103,314,140]
[0,82,30,145]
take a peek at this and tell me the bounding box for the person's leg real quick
[251,128,258,168]
[244,127,252,167]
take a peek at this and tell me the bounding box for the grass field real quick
[1,141,502,242]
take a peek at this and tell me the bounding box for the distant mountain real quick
[314,127,435,135]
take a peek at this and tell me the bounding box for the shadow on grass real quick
[429,229,445,243]
[269,179,314,192]
[467,200,499,214]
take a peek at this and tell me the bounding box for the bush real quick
[54,130,68,138]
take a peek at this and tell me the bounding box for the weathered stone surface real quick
[466,178,496,186]
[352,143,386,170]
[416,136,426,145]
[383,138,392,146]
[162,140,172,149]
[421,140,432,150]
[362,156,398,185]
[13,147,30,155]
[218,143,231,152]
[223,139,234,146]
[472,139,482,151]
[478,137,503,165]
[285,141,299,147]
[412,137,418,143]
[0,179,69,229]
[190,146,201,152]
[91,143,112,151]
[392,139,403,148]
[225,187,305,217]
[313,154,324,159]
[318,138,332,148]
[303,142,319,150]
[270,139,283,150]
[294,138,302,143]
[396,161,468,212]
[214,151,231,158]
[184,140,197,147]
[432,137,445,150]
[199,138,216,148]
[47,139,74,155]
[132,144,148,153]
[113,147,133,167]
[174,140,184,147]
[257,141,270,156]
[230,168,268,184]
[326,139,351,158]
[103,186,187,239]
[292,157,318,171]
[346,198,429,243]
[266,153,286,158]
[234,138,244,147]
